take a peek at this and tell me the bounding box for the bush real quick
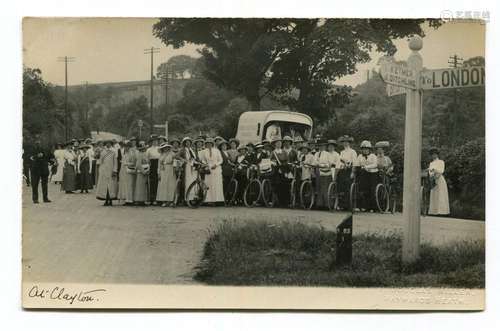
[195,219,485,288]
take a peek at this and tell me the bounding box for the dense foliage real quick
[153,18,441,116]
[195,220,484,287]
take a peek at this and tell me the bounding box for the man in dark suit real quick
[29,138,54,203]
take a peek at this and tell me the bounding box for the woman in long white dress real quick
[156,143,177,206]
[199,138,224,204]
[52,143,65,183]
[118,141,136,205]
[428,147,450,215]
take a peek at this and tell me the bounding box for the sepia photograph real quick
[21,16,486,310]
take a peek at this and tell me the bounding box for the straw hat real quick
[360,140,373,149]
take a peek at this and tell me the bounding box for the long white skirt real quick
[429,175,450,215]
[204,168,224,202]
[184,164,198,200]
[52,159,65,182]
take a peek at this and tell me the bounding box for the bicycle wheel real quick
[349,182,357,211]
[375,183,389,213]
[388,186,397,214]
[172,179,181,207]
[420,186,427,216]
[244,179,261,207]
[261,178,275,207]
[186,180,206,208]
[289,179,297,208]
[327,181,338,211]
[225,179,238,206]
[300,180,314,210]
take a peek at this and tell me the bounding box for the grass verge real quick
[194,219,484,288]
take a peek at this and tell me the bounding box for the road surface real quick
[22,183,484,285]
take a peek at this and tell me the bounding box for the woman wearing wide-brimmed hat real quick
[178,137,196,203]
[337,135,358,209]
[199,138,224,204]
[270,136,291,207]
[218,139,233,199]
[133,141,150,205]
[51,143,65,184]
[77,144,93,193]
[146,135,161,206]
[62,141,78,193]
[356,140,378,211]
[227,138,239,163]
[427,147,450,215]
[156,143,177,207]
[95,140,119,206]
[117,140,137,205]
[314,139,338,209]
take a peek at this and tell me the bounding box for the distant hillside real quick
[54,78,193,116]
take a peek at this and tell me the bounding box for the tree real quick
[156,55,198,79]
[153,18,294,110]
[153,18,441,114]
[102,96,149,136]
[23,67,62,146]
[175,79,234,119]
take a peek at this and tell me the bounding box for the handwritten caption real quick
[27,285,106,305]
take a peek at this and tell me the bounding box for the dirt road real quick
[22,183,484,285]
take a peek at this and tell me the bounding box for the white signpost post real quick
[379,37,485,263]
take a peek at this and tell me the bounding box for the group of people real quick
[24,133,450,215]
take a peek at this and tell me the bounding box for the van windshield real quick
[263,121,311,142]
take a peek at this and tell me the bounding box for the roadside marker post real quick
[401,37,423,263]
[379,36,485,263]
[153,121,169,138]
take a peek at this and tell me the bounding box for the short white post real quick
[402,36,423,263]
[165,120,169,138]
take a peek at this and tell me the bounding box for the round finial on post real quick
[408,35,423,51]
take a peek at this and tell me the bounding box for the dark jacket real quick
[28,145,54,176]
[220,150,233,177]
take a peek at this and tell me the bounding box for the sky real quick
[23,18,485,87]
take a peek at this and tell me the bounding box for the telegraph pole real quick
[448,54,463,143]
[161,64,174,107]
[82,81,89,121]
[144,47,160,135]
[57,56,75,141]
[448,54,463,108]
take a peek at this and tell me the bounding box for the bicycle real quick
[349,170,358,212]
[171,159,184,207]
[327,169,339,211]
[260,163,277,208]
[299,165,316,210]
[243,163,261,207]
[185,161,209,208]
[375,170,396,213]
[224,162,239,206]
[289,162,302,208]
[420,169,431,216]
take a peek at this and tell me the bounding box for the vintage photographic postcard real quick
[22,17,485,310]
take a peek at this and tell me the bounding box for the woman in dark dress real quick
[218,139,233,200]
[61,142,77,193]
[77,144,93,193]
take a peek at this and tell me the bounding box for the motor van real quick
[235,110,313,145]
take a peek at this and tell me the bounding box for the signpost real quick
[138,119,143,140]
[420,66,485,90]
[153,121,169,138]
[378,37,485,263]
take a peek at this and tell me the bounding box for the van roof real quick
[239,110,313,126]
